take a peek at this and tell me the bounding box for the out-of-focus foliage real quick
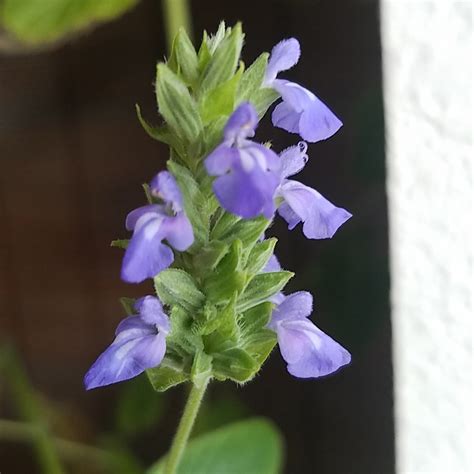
[0,0,139,49]
[115,375,166,437]
[149,418,284,474]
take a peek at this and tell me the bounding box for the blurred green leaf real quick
[115,375,166,437]
[0,0,139,47]
[148,418,284,474]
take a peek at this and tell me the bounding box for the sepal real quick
[237,53,269,103]
[174,27,199,86]
[212,348,257,382]
[168,160,216,247]
[204,240,246,304]
[154,269,205,312]
[244,238,277,276]
[237,271,294,312]
[251,88,280,118]
[199,65,243,124]
[200,23,244,92]
[155,63,203,143]
[147,361,188,392]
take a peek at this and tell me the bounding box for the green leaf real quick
[237,53,269,102]
[155,63,203,143]
[120,297,136,316]
[174,27,199,86]
[115,375,165,436]
[111,239,129,249]
[244,238,277,276]
[250,87,280,118]
[148,418,283,474]
[200,23,244,92]
[154,269,205,312]
[191,350,213,389]
[135,105,186,157]
[199,66,243,124]
[0,0,138,46]
[212,347,258,382]
[237,271,294,312]
[146,363,188,392]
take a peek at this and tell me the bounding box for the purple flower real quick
[84,296,170,389]
[265,38,343,142]
[276,142,352,239]
[205,103,280,219]
[121,171,194,283]
[268,291,351,378]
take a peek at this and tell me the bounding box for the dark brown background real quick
[0,0,393,472]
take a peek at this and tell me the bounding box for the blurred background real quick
[0,0,471,473]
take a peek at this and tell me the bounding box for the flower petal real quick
[265,38,301,84]
[280,180,352,239]
[268,291,313,329]
[205,143,237,176]
[121,219,174,283]
[277,201,301,230]
[150,171,184,212]
[84,332,166,390]
[134,296,170,333]
[163,213,194,251]
[279,142,308,179]
[283,319,351,378]
[273,80,343,143]
[273,80,313,113]
[223,102,258,143]
[299,98,343,143]
[125,205,163,231]
[271,101,302,134]
[213,165,278,219]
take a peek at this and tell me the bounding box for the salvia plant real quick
[84,22,352,473]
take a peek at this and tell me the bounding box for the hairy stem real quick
[164,379,209,474]
[161,0,193,52]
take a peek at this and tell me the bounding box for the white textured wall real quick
[381,1,473,473]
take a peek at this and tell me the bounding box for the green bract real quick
[133,23,287,390]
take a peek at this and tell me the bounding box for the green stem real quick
[161,0,193,52]
[0,419,114,468]
[1,347,64,474]
[164,379,209,474]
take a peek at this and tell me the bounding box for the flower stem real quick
[161,0,193,52]
[164,379,209,474]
